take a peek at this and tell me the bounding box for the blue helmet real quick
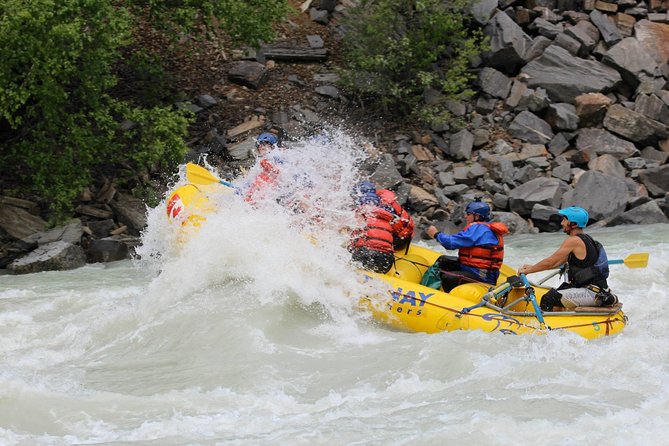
[356,181,378,205]
[256,133,278,148]
[465,200,490,220]
[357,181,376,195]
[558,206,589,228]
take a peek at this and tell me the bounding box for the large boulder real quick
[561,171,629,221]
[7,241,86,274]
[508,177,569,216]
[520,45,622,103]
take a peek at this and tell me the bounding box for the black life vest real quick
[567,234,609,289]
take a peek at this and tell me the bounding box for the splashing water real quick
[135,129,389,343]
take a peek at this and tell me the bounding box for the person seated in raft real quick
[244,132,284,204]
[348,182,396,274]
[518,206,618,312]
[376,187,415,252]
[425,199,509,292]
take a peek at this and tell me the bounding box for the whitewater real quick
[1,132,668,446]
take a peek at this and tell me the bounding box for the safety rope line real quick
[388,290,625,333]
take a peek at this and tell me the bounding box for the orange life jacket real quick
[352,205,395,254]
[377,189,414,240]
[458,222,508,270]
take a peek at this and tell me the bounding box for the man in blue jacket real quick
[425,200,508,291]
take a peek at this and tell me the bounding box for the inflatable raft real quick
[362,244,627,339]
[166,164,632,340]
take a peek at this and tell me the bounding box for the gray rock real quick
[447,129,474,160]
[508,111,554,144]
[639,164,669,197]
[8,241,86,274]
[110,193,148,236]
[552,163,573,182]
[471,0,499,24]
[478,67,512,99]
[609,200,669,225]
[86,237,130,263]
[561,170,630,220]
[484,10,533,73]
[545,103,579,131]
[589,9,623,46]
[603,104,669,146]
[508,177,569,216]
[575,128,639,160]
[0,205,47,240]
[602,37,659,87]
[494,211,532,234]
[587,154,626,178]
[521,45,622,103]
[227,61,268,89]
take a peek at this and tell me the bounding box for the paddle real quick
[186,163,237,189]
[534,252,650,285]
[607,252,649,268]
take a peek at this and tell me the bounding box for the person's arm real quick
[518,237,579,274]
[426,225,492,250]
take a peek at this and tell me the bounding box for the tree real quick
[0,0,290,222]
[339,0,488,124]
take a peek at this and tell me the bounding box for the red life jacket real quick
[458,222,508,270]
[245,159,280,203]
[377,189,414,240]
[352,205,395,254]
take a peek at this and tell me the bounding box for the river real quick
[1,135,668,445]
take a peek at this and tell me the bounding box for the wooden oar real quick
[186,163,237,189]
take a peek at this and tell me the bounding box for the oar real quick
[534,252,649,285]
[608,252,649,268]
[186,163,237,189]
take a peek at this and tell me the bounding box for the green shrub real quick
[339,0,488,124]
[0,0,290,222]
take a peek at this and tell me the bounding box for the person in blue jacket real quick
[425,200,509,292]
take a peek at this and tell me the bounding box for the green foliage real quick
[0,0,290,222]
[126,0,292,46]
[339,0,488,123]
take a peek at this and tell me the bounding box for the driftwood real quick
[262,46,328,62]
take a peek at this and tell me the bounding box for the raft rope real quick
[386,289,625,334]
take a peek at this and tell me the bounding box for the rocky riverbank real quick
[2,0,669,274]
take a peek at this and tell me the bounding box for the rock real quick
[574,92,612,127]
[521,45,622,103]
[508,177,569,216]
[478,67,512,99]
[7,241,86,274]
[447,129,474,160]
[575,127,638,160]
[0,205,47,240]
[494,211,533,234]
[508,111,554,144]
[603,104,669,146]
[587,154,626,178]
[638,164,669,197]
[602,37,659,87]
[484,11,533,73]
[86,237,130,263]
[561,170,629,220]
[227,61,269,89]
[110,193,147,236]
[608,200,669,225]
[589,9,623,46]
[634,20,669,66]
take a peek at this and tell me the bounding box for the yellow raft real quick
[166,164,629,340]
[362,244,627,339]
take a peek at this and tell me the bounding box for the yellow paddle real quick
[608,252,649,268]
[186,163,237,189]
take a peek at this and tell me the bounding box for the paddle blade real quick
[623,252,649,268]
[186,163,221,185]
